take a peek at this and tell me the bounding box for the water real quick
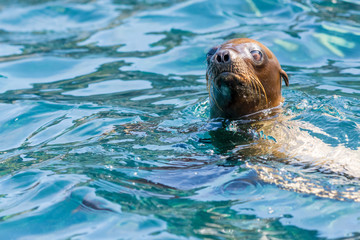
[0,0,359,239]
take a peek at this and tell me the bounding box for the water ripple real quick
[0,0,359,239]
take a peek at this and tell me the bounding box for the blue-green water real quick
[0,0,359,239]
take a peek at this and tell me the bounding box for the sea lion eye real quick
[207,47,218,58]
[251,50,262,62]
[206,47,218,64]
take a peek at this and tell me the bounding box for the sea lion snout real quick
[208,47,247,89]
[212,49,232,64]
[206,38,289,119]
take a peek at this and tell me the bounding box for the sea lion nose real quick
[213,49,231,64]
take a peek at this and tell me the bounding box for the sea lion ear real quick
[280,69,289,86]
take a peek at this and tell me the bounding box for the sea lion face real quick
[206,38,289,119]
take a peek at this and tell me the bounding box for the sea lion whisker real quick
[244,70,259,99]
[257,78,268,105]
[249,77,258,98]
[250,71,267,105]
[208,83,224,113]
[251,76,260,96]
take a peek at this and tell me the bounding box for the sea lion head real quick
[206,38,289,119]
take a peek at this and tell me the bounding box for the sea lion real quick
[206,38,289,119]
[205,38,360,201]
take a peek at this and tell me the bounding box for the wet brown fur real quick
[206,38,289,119]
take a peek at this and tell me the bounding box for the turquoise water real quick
[0,0,359,239]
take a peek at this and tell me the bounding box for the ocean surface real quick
[0,0,359,239]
